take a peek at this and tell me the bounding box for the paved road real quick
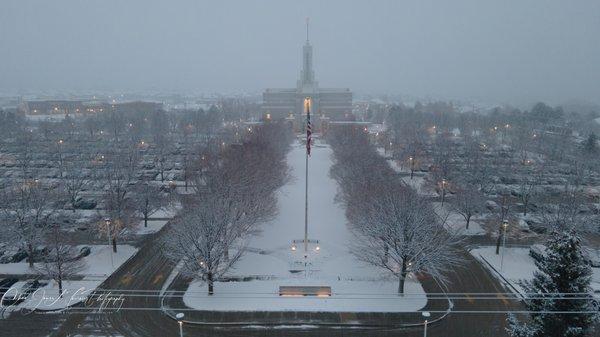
[42,224,518,337]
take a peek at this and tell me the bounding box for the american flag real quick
[305,98,312,156]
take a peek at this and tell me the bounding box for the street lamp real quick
[104,218,114,269]
[500,220,509,271]
[422,311,431,337]
[176,312,184,337]
[408,156,415,179]
[441,179,447,205]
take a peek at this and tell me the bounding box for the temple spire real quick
[306,17,309,42]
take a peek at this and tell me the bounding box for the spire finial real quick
[306,17,309,42]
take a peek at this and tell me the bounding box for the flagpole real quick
[304,98,310,254]
[304,138,309,253]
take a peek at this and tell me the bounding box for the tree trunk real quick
[466,215,471,229]
[523,199,528,216]
[58,277,63,298]
[144,215,148,227]
[28,243,34,268]
[398,260,408,294]
[207,272,214,295]
[112,237,117,253]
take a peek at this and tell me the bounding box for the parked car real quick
[1,279,45,306]
[0,278,19,297]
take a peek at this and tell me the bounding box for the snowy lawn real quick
[1,245,137,311]
[472,246,600,295]
[135,220,168,235]
[182,140,426,313]
[375,147,436,197]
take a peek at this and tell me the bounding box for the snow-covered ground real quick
[135,220,168,235]
[432,202,486,236]
[472,246,600,295]
[183,140,426,312]
[376,147,436,197]
[0,245,137,311]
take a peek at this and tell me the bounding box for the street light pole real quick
[500,220,508,271]
[441,179,447,205]
[104,218,114,269]
[176,313,184,337]
[422,311,431,337]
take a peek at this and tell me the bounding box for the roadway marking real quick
[152,274,164,285]
[120,274,133,286]
[496,294,510,305]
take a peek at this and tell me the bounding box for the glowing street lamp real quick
[175,313,185,337]
[422,311,431,337]
[104,218,114,269]
[440,179,447,205]
[500,220,509,271]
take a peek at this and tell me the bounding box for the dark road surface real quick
[34,224,517,337]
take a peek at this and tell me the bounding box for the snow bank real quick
[472,246,600,295]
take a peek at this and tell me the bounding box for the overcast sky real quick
[1,0,599,105]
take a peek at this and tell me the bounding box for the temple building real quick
[262,22,353,127]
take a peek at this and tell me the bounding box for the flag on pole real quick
[305,97,312,156]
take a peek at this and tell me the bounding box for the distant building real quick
[262,21,353,128]
[19,100,162,115]
[19,100,85,115]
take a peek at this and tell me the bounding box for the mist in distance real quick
[1,0,599,106]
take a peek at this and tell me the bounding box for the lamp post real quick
[441,179,447,205]
[57,139,64,177]
[422,311,431,337]
[409,156,415,179]
[104,218,114,269]
[500,220,508,271]
[176,312,184,337]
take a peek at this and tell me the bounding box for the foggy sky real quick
[1,0,599,105]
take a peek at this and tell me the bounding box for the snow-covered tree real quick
[450,184,485,229]
[99,145,140,252]
[132,179,167,227]
[163,196,245,295]
[347,186,463,294]
[507,230,598,337]
[62,159,94,212]
[0,182,61,267]
[537,186,597,233]
[37,225,85,297]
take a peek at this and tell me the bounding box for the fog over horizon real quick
[1,0,599,106]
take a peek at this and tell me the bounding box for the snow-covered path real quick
[184,139,426,312]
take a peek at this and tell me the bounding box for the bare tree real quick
[15,129,35,180]
[99,144,140,252]
[0,182,61,267]
[36,224,85,297]
[132,179,167,227]
[537,185,597,233]
[163,196,245,295]
[347,186,463,294]
[517,168,543,216]
[450,184,485,229]
[62,159,94,212]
